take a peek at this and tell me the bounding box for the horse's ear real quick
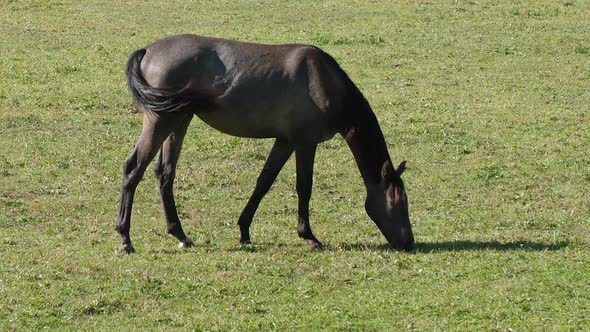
[395,161,407,177]
[381,160,394,179]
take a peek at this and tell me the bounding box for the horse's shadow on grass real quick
[219,240,571,254]
[335,240,570,253]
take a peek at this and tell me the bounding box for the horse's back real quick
[139,34,348,143]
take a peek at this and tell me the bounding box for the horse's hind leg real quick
[238,139,294,244]
[295,144,322,249]
[154,114,194,248]
[116,111,188,254]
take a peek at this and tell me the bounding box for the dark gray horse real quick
[116,34,414,253]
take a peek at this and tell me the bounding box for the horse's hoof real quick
[178,237,195,248]
[239,238,252,245]
[119,244,135,254]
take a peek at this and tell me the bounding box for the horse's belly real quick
[196,109,283,139]
[196,108,336,144]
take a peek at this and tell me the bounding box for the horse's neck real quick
[344,109,391,190]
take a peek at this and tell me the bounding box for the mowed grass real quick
[1,0,589,330]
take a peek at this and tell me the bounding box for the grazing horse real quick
[116,34,414,254]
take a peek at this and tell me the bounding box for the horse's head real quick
[365,160,414,251]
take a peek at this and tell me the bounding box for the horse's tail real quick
[125,49,214,113]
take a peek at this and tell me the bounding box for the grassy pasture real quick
[1,0,589,330]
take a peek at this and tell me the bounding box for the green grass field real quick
[1,0,589,330]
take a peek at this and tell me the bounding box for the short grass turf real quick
[1,0,589,330]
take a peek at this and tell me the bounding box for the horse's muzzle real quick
[389,227,414,252]
[390,239,414,252]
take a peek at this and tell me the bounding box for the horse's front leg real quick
[295,144,322,249]
[154,114,194,248]
[238,139,294,244]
